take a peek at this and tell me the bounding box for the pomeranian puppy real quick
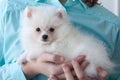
[17,5,114,77]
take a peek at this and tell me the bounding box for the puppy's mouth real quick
[41,40,52,45]
[42,39,48,42]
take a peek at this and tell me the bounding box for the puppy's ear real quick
[56,8,66,19]
[24,6,33,19]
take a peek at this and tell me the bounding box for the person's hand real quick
[49,55,107,80]
[62,62,107,80]
[92,67,107,80]
[21,53,65,80]
[61,55,89,80]
[49,55,89,80]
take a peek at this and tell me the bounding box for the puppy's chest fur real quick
[36,34,94,61]
[34,38,76,60]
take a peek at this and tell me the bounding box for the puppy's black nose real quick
[42,35,48,40]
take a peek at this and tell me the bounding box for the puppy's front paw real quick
[17,56,27,64]
[17,53,27,64]
[26,52,38,62]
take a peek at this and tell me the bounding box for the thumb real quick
[97,67,107,79]
[48,75,58,80]
[38,53,65,64]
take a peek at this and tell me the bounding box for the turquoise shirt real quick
[0,0,120,80]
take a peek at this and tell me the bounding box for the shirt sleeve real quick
[0,0,26,80]
[0,34,26,80]
[0,14,26,80]
[107,23,120,80]
[0,63,26,80]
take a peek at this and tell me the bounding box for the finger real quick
[75,55,86,64]
[48,63,63,75]
[39,63,63,76]
[63,62,72,69]
[57,73,65,79]
[38,53,64,63]
[97,67,107,80]
[92,78,98,80]
[58,70,80,80]
[48,75,58,80]
[81,60,89,70]
[58,69,79,80]
[63,55,86,70]
[93,77,104,80]
[72,59,86,80]
[62,63,74,80]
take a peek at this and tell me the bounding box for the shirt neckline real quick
[32,0,87,9]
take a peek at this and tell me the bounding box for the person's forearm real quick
[22,62,38,80]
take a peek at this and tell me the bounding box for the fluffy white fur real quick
[17,5,114,77]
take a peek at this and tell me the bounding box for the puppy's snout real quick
[42,35,48,41]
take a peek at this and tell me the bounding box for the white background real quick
[99,0,120,16]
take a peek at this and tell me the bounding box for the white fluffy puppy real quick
[17,5,114,77]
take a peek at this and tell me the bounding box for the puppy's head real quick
[21,6,68,45]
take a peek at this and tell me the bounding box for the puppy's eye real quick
[36,27,40,32]
[49,28,55,32]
